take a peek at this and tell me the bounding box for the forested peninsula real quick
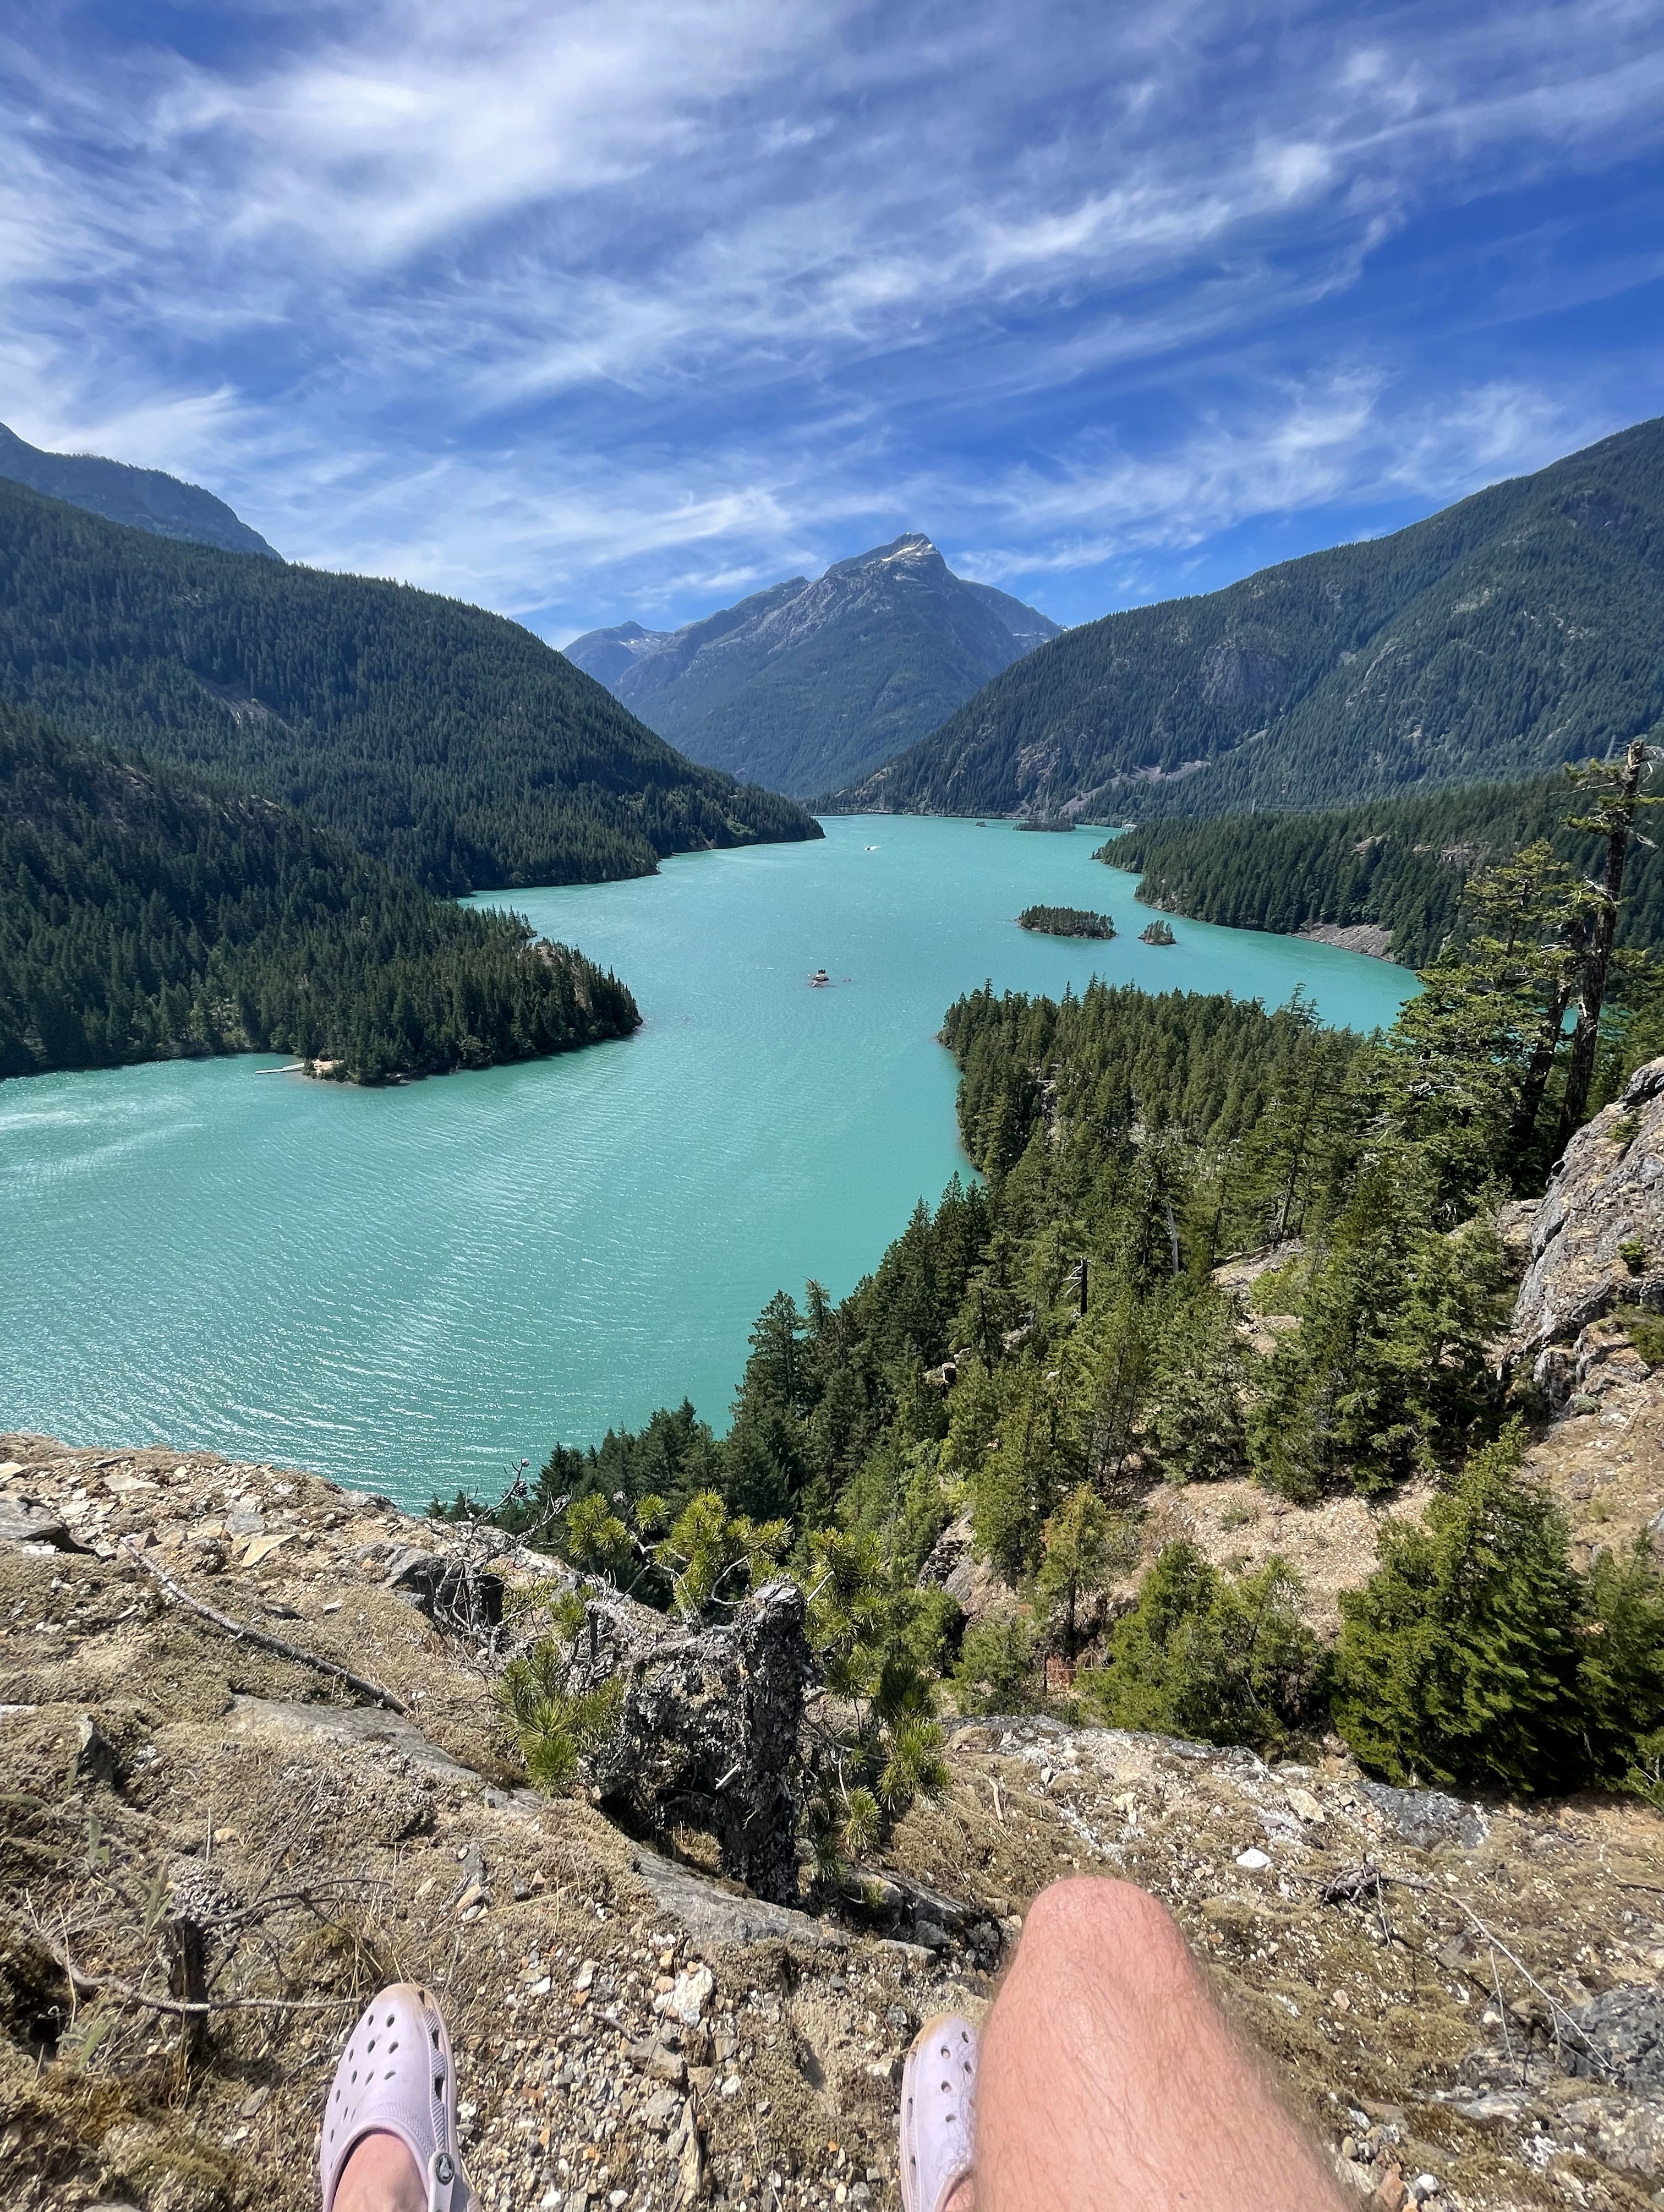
[0,478,820,895]
[1,705,639,1082]
[456,755,1664,1840]
[1109,773,1664,968]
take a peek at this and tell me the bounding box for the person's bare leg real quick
[973,1877,1344,2212]
[333,2132,426,2212]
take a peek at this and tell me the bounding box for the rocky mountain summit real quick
[565,537,1058,799]
[4,1077,1664,2211]
[831,416,1664,823]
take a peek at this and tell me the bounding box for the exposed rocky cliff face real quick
[1514,1058,1664,1366]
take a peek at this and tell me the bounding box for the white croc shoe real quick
[900,2013,977,2212]
[320,1982,475,2212]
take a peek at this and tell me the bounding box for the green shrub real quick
[1078,1541,1322,1753]
[1614,1306,1664,1366]
[496,1636,625,1793]
[1331,1426,1584,1792]
[802,1528,949,1877]
[953,1618,1039,1714]
[1246,1256,1306,1315]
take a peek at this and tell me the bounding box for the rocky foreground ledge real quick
[3,1434,1664,2212]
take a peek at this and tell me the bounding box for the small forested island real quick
[1015,815,1075,831]
[1018,904,1115,938]
[1138,917,1176,944]
[0,704,640,1082]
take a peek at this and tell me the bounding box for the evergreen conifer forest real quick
[463,782,1664,1821]
[1017,904,1114,938]
[0,479,820,895]
[0,705,640,1081]
[1111,774,1664,969]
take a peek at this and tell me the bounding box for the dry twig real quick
[122,1541,408,1713]
[18,1920,357,2018]
[1322,1860,1611,2076]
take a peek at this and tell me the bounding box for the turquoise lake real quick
[1,817,1413,1506]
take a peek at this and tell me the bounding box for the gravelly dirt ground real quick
[3,1433,1663,2212]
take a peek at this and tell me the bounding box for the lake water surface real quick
[1,817,1413,1506]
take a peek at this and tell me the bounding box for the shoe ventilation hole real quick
[431,2027,441,2047]
[435,2072,446,2096]
[390,2039,399,2053]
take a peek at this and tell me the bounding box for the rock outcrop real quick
[576,1581,810,1905]
[1512,1055,1664,1363]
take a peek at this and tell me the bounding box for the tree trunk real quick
[1557,740,1649,1152]
[1508,962,1579,1161]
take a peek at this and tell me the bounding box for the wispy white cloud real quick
[1,0,1662,630]
[949,373,1614,585]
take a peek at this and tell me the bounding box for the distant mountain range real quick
[565,534,1060,798]
[830,418,1664,822]
[0,420,281,559]
[0,477,819,894]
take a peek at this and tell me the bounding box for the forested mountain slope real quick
[0,480,820,894]
[566,534,1059,797]
[831,418,1664,821]
[0,420,280,559]
[1110,775,1664,968]
[0,703,639,1082]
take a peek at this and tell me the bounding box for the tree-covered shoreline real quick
[832,416,1664,823]
[1108,774,1664,969]
[1,704,641,1083]
[0,477,821,897]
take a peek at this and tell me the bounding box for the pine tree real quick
[1035,1484,1128,1656]
[1331,1425,1584,1793]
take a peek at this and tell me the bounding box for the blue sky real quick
[3,2,1663,643]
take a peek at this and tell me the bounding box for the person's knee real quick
[1006,1876,1198,2005]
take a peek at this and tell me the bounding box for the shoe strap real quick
[428,2148,463,2212]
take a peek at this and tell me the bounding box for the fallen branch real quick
[23,1921,356,2018]
[122,1541,408,1714]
